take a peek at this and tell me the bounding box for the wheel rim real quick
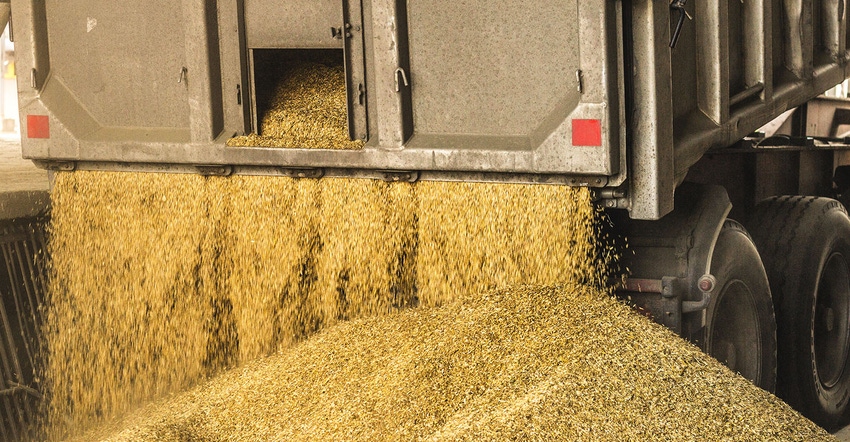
[814,252,850,389]
[710,279,761,383]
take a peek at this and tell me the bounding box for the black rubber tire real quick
[748,196,850,430]
[693,219,777,393]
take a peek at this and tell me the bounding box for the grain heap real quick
[75,284,832,441]
[44,171,601,439]
[226,61,364,149]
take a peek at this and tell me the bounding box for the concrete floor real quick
[0,133,49,218]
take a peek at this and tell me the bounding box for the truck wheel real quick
[698,220,777,392]
[748,196,850,430]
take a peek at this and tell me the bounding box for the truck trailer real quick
[8,0,850,431]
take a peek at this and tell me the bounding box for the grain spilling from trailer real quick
[73,285,832,442]
[44,173,219,439]
[415,181,607,306]
[43,171,602,440]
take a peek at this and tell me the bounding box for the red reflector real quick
[572,119,602,146]
[27,115,50,139]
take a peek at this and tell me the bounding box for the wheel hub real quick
[825,307,835,333]
[814,253,850,389]
[710,280,760,384]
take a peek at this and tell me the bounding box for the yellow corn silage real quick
[44,171,603,440]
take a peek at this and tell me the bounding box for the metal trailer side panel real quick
[627,0,676,219]
[667,0,850,196]
[14,1,625,184]
[11,1,850,219]
[622,0,850,218]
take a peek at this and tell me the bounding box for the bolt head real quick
[698,275,716,293]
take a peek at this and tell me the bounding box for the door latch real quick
[670,0,692,48]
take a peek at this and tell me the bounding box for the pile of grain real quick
[226,62,364,149]
[44,171,601,439]
[75,284,831,441]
